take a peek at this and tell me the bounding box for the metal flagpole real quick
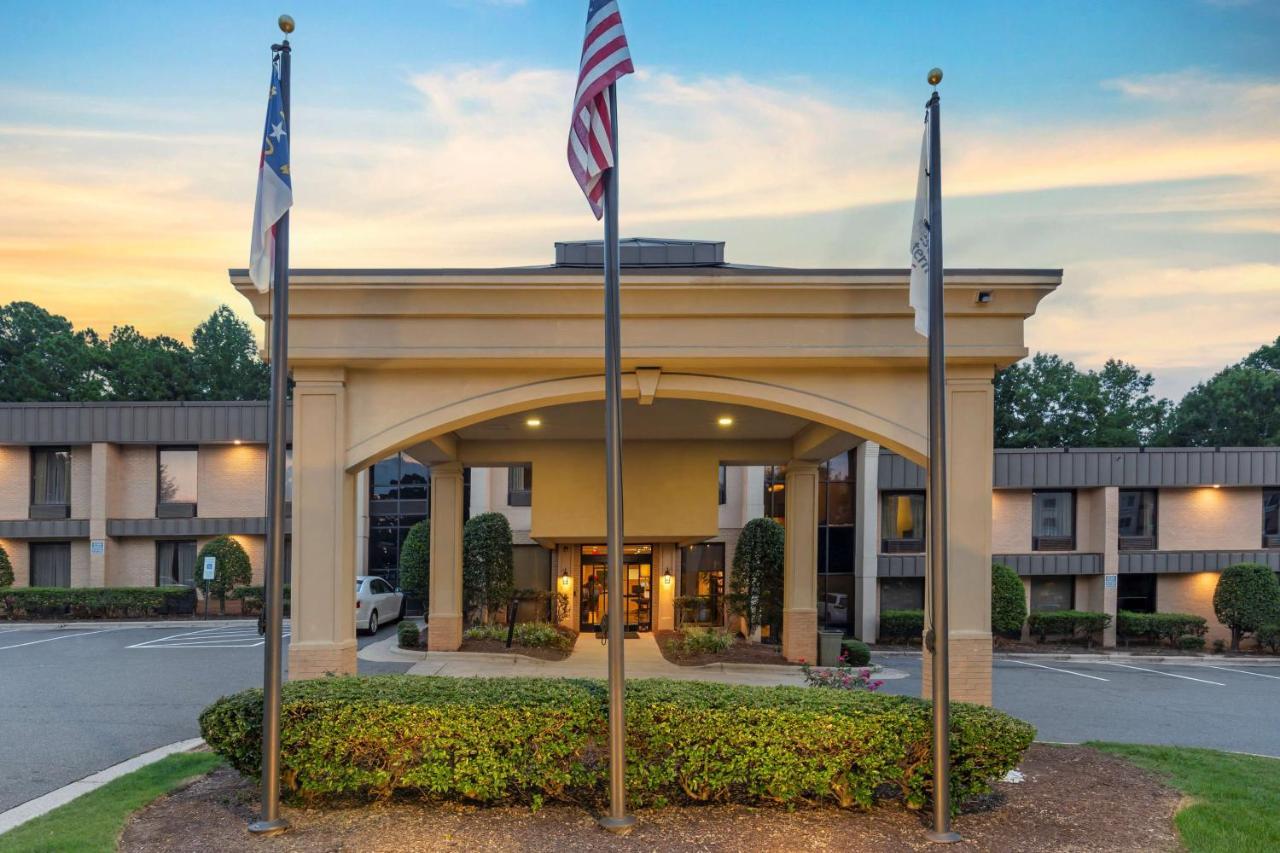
[249,13,294,838]
[598,81,635,835]
[923,68,960,845]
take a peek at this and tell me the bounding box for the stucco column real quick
[288,369,358,680]
[922,369,994,705]
[1101,486,1119,647]
[354,467,369,577]
[782,459,819,662]
[853,441,880,642]
[87,442,115,588]
[428,461,465,651]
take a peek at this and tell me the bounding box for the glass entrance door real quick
[580,544,652,631]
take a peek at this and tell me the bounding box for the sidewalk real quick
[360,630,907,686]
[870,647,1280,666]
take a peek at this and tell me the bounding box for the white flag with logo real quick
[908,111,931,338]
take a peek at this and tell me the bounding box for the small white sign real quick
[90,539,105,555]
[203,556,217,581]
[1104,574,1118,589]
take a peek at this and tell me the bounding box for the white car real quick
[356,575,405,635]
[820,592,848,624]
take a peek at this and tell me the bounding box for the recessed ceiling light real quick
[233,439,242,445]
[717,416,734,427]
[525,417,542,428]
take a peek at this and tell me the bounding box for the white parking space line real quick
[127,625,289,650]
[1102,662,1225,686]
[0,628,117,651]
[1203,665,1280,681]
[1010,659,1110,682]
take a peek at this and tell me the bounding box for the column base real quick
[287,640,357,680]
[781,607,818,663]
[428,613,463,651]
[921,633,992,706]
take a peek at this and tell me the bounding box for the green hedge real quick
[229,584,291,617]
[841,638,871,666]
[1255,623,1280,654]
[397,621,420,650]
[879,609,924,641]
[1,586,196,620]
[1116,611,1208,646]
[200,675,1034,811]
[1027,610,1111,647]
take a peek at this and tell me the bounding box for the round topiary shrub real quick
[197,535,253,615]
[397,620,420,650]
[841,638,871,666]
[0,543,13,588]
[728,517,785,640]
[399,520,430,613]
[1213,563,1280,651]
[463,512,514,624]
[991,563,1027,638]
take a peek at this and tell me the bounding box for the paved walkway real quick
[359,629,906,686]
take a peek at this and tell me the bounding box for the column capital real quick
[292,366,347,386]
[784,458,821,473]
[430,461,464,479]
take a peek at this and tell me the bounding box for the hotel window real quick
[881,491,925,553]
[817,452,855,628]
[879,577,925,612]
[718,465,727,505]
[762,465,785,523]
[157,447,198,517]
[368,452,429,586]
[680,542,726,626]
[30,447,71,519]
[30,542,71,587]
[1032,491,1075,551]
[508,464,532,507]
[1118,489,1157,550]
[284,448,293,503]
[1117,574,1157,614]
[1029,576,1074,612]
[156,540,198,587]
[1264,489,1280,548]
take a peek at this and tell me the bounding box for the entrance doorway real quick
[580,544,652,631]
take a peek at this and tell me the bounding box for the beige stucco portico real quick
[232,246,1058,704]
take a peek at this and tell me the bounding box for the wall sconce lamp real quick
[662,567,673,587]
[560,567,572,589]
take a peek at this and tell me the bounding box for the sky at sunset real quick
[1,0,1277,399]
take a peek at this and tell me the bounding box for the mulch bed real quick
[655,630,798,667]
[120,744,1180,852]
[455,637,571,661]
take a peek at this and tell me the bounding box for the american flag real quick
[249,58,293,293]
[567,0,634,219]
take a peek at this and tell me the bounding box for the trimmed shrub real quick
[397,621,420,650]
[841,638,871,666]
[1116,611,1208,647]
[879,609,924,642]
[990,563,1026,637]
[229,584,291,617]
[1176,634,1206,651]
[728,517,784,640]
[462,512,514,623]
[197,535,253,615]
[1,586,195,620]
[464,621,572,651]
[1213,563,1280,651]
[0,543,12,589]
[1027,610,1111,647]
[200,675,1035,811]
[399,520,430,612]
[1256,623,1280,654]
[666,627,734,656]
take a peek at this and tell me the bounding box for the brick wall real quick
[1157,572,1229,643]
[0,537,28,587]
[70,446,91,518]
[114,446,157,518]
[108,538,156,587]
[1158,487,1263,551]
[991,490,1031,553]
[198,444,266,517]
[0,445,28,519]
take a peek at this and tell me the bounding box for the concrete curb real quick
[0,737,206,837]
[871,648,1280,666]
[357,627,426,663]
[0,620,259,632]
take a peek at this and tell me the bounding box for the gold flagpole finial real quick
[278,14,295,34]
[927,67,943,87]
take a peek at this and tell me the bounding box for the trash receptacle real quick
[818,630,844,666]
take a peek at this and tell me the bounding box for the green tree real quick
[1159,337,1280,447]
[728,517,785,643]
[994,353,1169,448]
[0,302,103,401]
[1212,563,1280,651]
[197,535,254,615]
[191,306,270,400]
[399,520,430,612]
[98,325,197,400]
[462,512,514,624]
[991,562,1027,637]
[0,542,13,588]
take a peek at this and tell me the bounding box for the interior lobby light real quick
[525,416,542,428]
[717,416,734,427]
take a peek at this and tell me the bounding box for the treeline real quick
[0,302,269,402]
[995,337,1280,448]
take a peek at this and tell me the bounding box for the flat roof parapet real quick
[554,238,725,268]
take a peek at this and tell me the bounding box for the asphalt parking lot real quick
[879,654,1280,756]
[0,620,409,814]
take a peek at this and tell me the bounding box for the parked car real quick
[820,592,848,624]
[356,575,406,635]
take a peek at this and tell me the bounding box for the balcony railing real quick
[1119,535,1156,551]
[1033,535,1074,552]
[882,538,925,554]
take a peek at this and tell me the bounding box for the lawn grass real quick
[1092,742,1280,853]
[0,752,223,853]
